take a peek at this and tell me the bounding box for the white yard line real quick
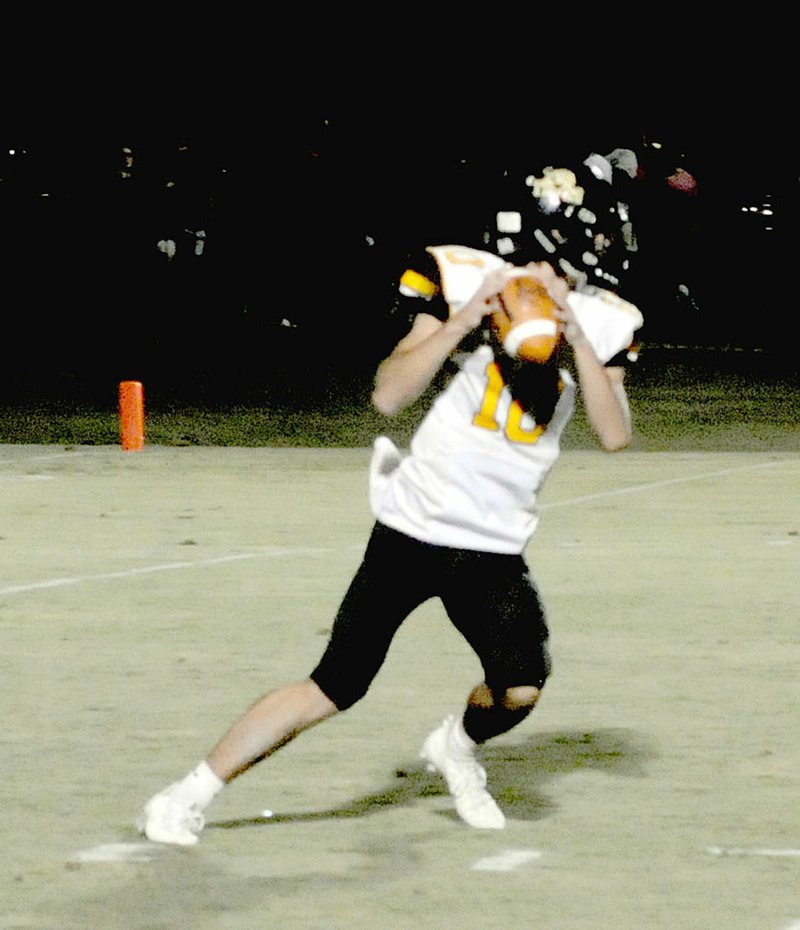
[0,547,353,597]
[3,456,794,599]
[541,458,791,511]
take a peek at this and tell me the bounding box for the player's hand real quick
[455,267,515,332]
[523,261,570,307]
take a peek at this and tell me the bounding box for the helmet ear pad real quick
[491,276,561,364]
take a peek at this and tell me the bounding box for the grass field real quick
[0,346,797,451]
[1,348,798,929]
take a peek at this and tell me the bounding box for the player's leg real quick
[138,522,433,845]
[421,552,550,829]
[137,679,336,846]
[449,551,551,740]
[211,524,433,780]
[309,522,436,710]
[207,678,339,781]
[462,681,544,742]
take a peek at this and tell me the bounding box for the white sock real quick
[174,760,224,808]
[449,715,476,754]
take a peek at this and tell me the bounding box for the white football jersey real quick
[369,345,576,553]
[369,245,642,554]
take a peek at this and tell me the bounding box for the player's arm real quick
[372,268,508,417]
[556,302,632,452]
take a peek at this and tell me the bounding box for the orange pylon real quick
[119,380,145,451]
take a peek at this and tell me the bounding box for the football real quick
[491,276,561,363]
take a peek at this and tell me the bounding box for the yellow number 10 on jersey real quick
[472,362,547,445]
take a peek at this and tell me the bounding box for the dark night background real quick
[2,83,796,410]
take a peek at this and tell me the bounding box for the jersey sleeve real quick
[393,249,450,325]
[566,287,644,365]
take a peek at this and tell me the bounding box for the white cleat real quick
[420,715,506,830]
[137,786,205,846]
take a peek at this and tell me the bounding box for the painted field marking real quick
[2,456,793,599]
[706,846,800,858]
[0,546,356,597]
[0,474,54,482]
[0,449,96,466]
[68,842,166,864]
[541,459,792,511]
[471,848,542,871]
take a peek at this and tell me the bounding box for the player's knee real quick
[501,685,542,713]
[325,681,370,712]
[310,672,371,713]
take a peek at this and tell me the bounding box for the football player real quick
[137,233,642,843]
